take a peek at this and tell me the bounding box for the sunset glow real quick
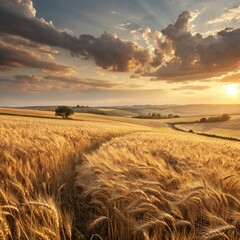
[0,0,240,106]
[225,84,239,96]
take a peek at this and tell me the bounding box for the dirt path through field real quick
[73,129,240,239]
[63,130,148,239]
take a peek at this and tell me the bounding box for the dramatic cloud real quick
[148,11,240,81]
[81,32,150,71]
[220,71,240,83]
[0,1,150,72]
[207,5,240,24]
[173,85,211,91]
[0,41,70,73]
[162,11,192,39]
[0,34,60,55]
[1,0,240,83]
[44,76,127,89]
[1,0,36,18]
[0,74,137,92]
[131,27,162,47]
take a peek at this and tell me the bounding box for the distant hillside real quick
[9,104,240,117]
[161,104,240,116]
[104,104,240,117]
[98,108,138,117]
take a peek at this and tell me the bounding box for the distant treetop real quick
[55,106,74,119]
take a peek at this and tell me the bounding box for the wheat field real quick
[0,114,240,239]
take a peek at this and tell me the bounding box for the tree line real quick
[199,113,231,123]
[134,113,180,119]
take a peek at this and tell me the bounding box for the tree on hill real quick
[199,114,231,123]
[55,106,74,119]
[200,117,207,123]
[220,113,231,121]
[152,113,156,118]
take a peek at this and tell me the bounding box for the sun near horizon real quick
[225,84,240,97]
[0,0,240,106]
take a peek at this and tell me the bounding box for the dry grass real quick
[1,114,240,239]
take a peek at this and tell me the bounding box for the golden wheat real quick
[76,130,240,239]
[1,114,240,239]
[0,115,143,239]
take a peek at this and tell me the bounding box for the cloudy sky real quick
[0,0,240,106]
